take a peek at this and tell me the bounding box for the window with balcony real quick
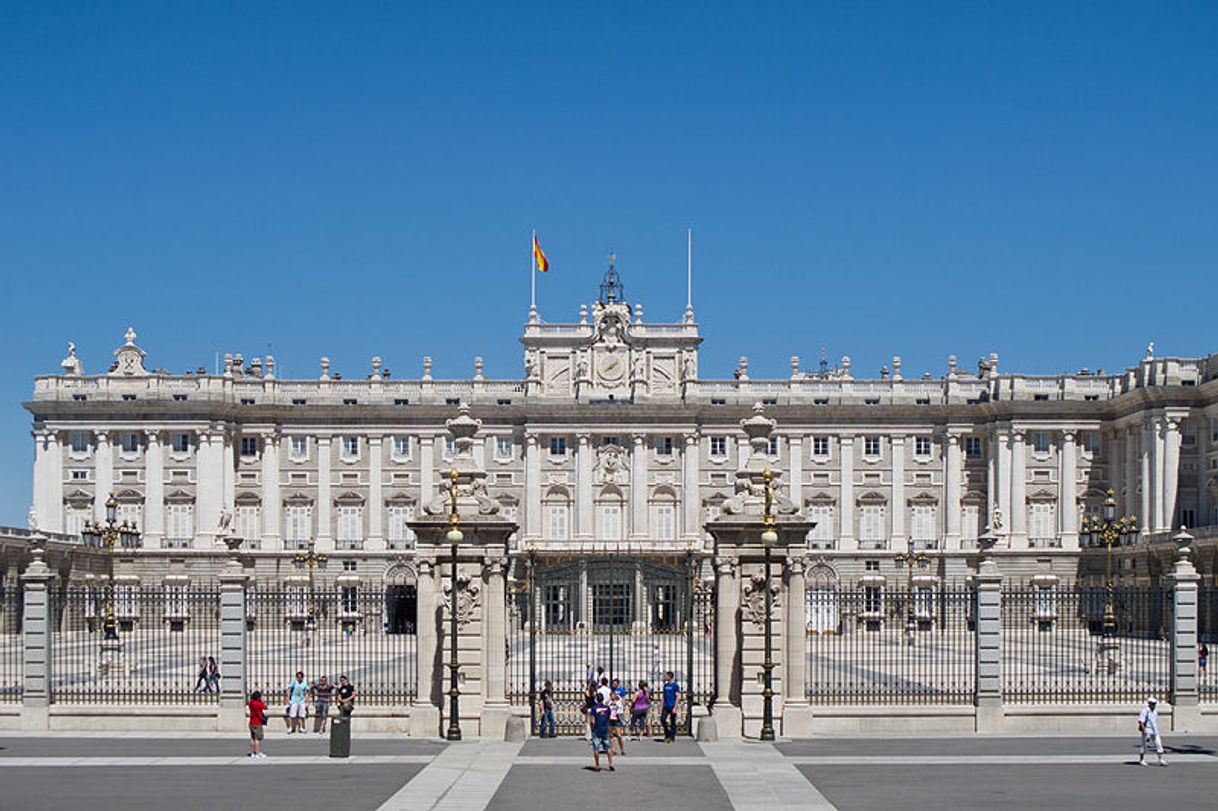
[337,506,363,549]
[386,505,416,549]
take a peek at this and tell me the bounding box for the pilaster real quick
[94,429,112,523]
[890,435,906,542]
[1009,430,1027,547]
[368,434,384,548]
[944,430,963,548]
[575,434,593,539]
[838,435,855,549]
[260,430,281,549]
[143,430,164,547]
[1059,429,1078,548]
[524,434,540,541]
[316,435,332,548]
[683,432,701,540]
[629,433,648,540]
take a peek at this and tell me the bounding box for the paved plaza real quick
[1,732,1216,810]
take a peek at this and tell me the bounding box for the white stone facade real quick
[23,274,1218,582]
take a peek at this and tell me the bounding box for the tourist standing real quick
[588,693,614,772]
[1200,643,1209,681]
[194,656,210,693]
[597,676,612,705]
[582,684,598,739]
[1138,696,1167,766]
[311,676,334,734]
[660,671,681,743]
[337,675,356,717]
[246,690,268,759]
[629,680,650,740]
[539,680,556,738]
[206,656,220,693]
[608,687,627,756]
[651,644,662,683]
[286,671,309,733]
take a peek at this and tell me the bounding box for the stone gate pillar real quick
[217,546,247,731]
[409,405,518,739]
[20,536,52,731]
[705,405,815,739]
[974,531,1003,732]
[1168,530,1200,731]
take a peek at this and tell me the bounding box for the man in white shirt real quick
[1138,696,1167,766]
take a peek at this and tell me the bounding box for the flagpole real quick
[685,227,694,323]
[530,229,537,314]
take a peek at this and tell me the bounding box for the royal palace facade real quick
[13,268,1218,602]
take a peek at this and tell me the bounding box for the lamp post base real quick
[1095,638,1122,675]
[98,637,126,677]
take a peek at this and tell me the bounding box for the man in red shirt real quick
[246,690,269,759]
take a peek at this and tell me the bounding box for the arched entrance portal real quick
[384,564,418,635]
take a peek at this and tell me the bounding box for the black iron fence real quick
[1201,584,1216,702]
[805,586,975,705]
[507,555,714,736]
[50,586,222,704]
[0,584,20,703]
[244,587,417,704]
[1002,586,1172,703]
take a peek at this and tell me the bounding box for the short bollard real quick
[329,717,351,758]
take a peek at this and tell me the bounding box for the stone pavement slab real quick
[700,741,835,810]
[489,764,733,811]
[0,735,447,758]
[775,735,1218,758]
[519,736,704,758]
[377,740,522,811]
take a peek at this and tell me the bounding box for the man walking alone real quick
[1138,696,1167,766]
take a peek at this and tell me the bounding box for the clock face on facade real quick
[598,352,625,381]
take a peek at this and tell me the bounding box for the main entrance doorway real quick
[507,553,714,736]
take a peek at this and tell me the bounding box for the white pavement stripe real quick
[788,754,1217,766]
[376,741,522,811]
[515,755,709,766]
[700,742,837,811]
[0,755,435,767]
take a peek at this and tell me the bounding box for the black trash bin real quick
[329,717,351,758]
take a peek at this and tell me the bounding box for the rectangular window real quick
[710,436,727,457]
[549,437,567,457]
[165,504,194,548]
[1029,502,1056,544]
[240,436,258,457]
[654,505,675,540]
[547,505,569,539]
[812,436,830,457]
[117,502,141,529]
[962,505,981,541]
[285,505,312,547]
[1180,508,1196,530]
[120,433,140,454]
[63,506,89,538]
[915,436,932,457]
[170,433,191,454]
[602,436,620,446]
[341,436,360,459]
[393,436,411,459]
[911,505,936,543]
[864,436,881,457]
[1081,431,1101,455]
[859,504,885,542]
[656,437,673,456]
[341,585,359,614]
[337,506,363,548]
[495,436,513,459]
[965,436,982,459]
[386,505,416,548]
[1032,432,1051,454]
[237,505,260,546]
[70,432,90,453]
[71,470,88,480]
[289,436,308,460]
[808,504,834,545]
[599,504,623,540]
[767,436,780,456]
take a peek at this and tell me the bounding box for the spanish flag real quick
[533,232,549,273]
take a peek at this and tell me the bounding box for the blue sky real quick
[1,1,1216,524]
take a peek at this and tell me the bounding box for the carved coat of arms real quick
[742,572,781,626]
[442,571,481,627]
[594,444,628,486]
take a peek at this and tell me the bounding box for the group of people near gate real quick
[536,663,683,772]
[243,671,356,759]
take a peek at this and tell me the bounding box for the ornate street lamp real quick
[293,538,327,632]
[895,538,929,646]
[445,467,464,741]
[81,492,142,641]
[759,467,778,742]
[1080,489,1137,638]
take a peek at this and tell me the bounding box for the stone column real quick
[630,434,648,540]
[481,555,510,736]
[144,430,164,547]
[316,435,332,548]
[575,434,593,539]
[94,429,112,522]
[1168,531,1200,730]
[368,435,384,549]
[260,431,281,550]
[890,435,906,542]
[974,534,1003,732]
[996,428,1012,539]
[838,436,855,549]
[33,429,62,533]
[20,541,52,730]
[1154,418,1167,532]
[783,557,812,735]
[1059,430,1078,548]
[217,557,247,731]
[683,432,701,541]
[944,432,963,548]
[410,559,441,736]
[1163,418,1181,531]
[222,426,236,522]
[420,434,435,511]
[787,435,802,513]
[985,434,997,531]
[524,435,541,541]
[1010,430,1027,547]
[1109,429,1124,519]
[713,559,742,736]
[197,426,224,544]
[1124,428,1139,520]
[1141,421,1154,536]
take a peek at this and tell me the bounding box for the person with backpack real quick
[629,680,651,741]
[588,692,614,772]
[539,680,557,739]
[246,690,268,759]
